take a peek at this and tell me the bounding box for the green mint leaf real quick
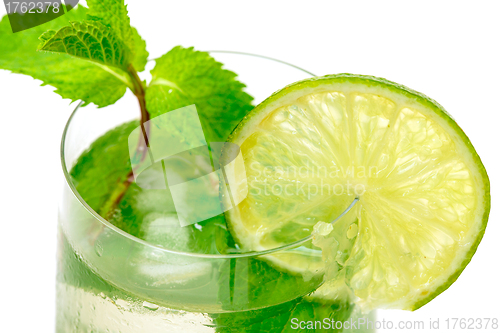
[214,300,353,333]
[0,7,128,107]
[87,0,148,72]
[217,258,323,311]
[37,20,134,92]
[213,258,352,332]
[38,21,131,71]
[146,46,254,143]
[70,121,138,216]
[130,26,149,72]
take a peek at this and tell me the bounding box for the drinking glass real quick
[57,51,375,332]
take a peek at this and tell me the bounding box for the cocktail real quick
[57,51,375,332]
[0,2,490,332]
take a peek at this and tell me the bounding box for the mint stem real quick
[128,64,151,148]
[100,65,150,220]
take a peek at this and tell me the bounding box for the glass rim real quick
[60,50,356,259]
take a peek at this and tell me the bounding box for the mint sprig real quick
[1,2,254,215]
[0,6,128,107]
[1,1,150,107]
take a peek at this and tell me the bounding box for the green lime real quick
[223,74,490,310]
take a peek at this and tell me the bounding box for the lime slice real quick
[223,74,490,310]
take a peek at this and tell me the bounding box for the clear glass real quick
[57,51,375,332]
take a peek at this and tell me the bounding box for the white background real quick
[1,1,499,332]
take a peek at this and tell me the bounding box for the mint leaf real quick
[214,299,353,333]
[130,27,148,72]
[87,0,148,72]
[70,120,138,215]
[213,258,351,332]
[37,20,135,91]
[217,258,323,311]
[38,21,131,72]
[0,7,128,107]
[146,46,254,143]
